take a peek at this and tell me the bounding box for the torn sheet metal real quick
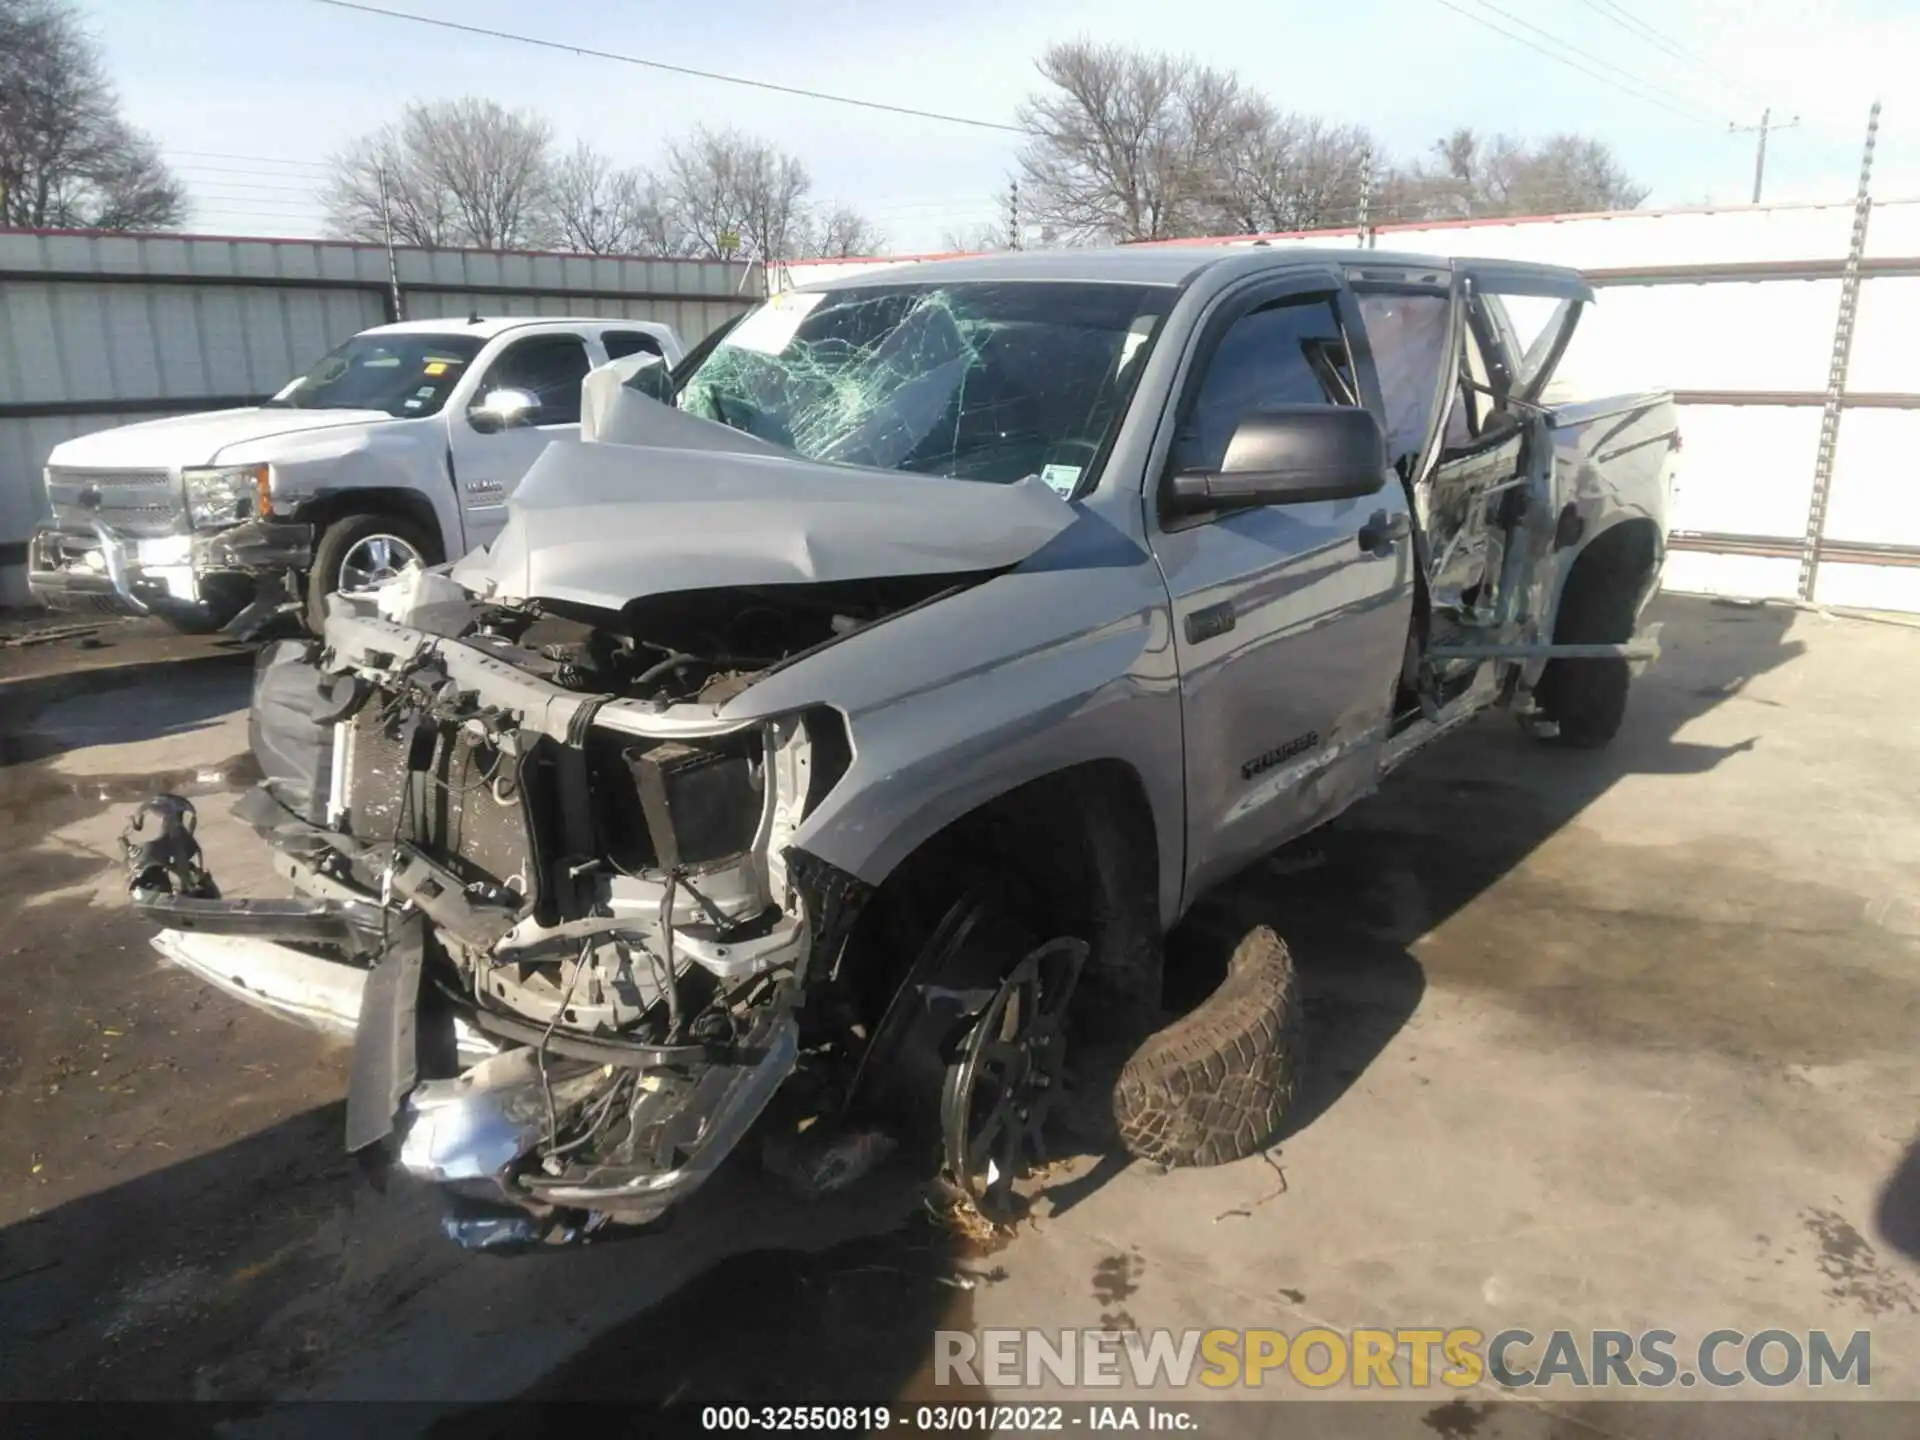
[581,360,782,453]
[150,928,495,1063]
[451,438,1076,612]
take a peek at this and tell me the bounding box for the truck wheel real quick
[307,513,438,633]
[1533,577,1638,750]
[1111,922,1302,1168]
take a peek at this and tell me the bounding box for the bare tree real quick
[662,126,816,261]
[1392,128,1649,221]
[799,204,885,258]
[327,128,454,248]
[1014,39,1264,244]
[1210,107,1376,234]
[325,98,554,249]
[939,221,1009,253]
[548,140,679,255]
[0,0,186,230]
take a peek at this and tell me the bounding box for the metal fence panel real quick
[1664,404,1822,538]
[1568,279,1843,395]
[1823,408,1920,545]
[1813,561,1920,610]
[1846,275,1920,392]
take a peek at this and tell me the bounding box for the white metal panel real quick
[148,285,212,396]
[1667,405,1821,539]
[0,282,63,403]
[1812,562,1920,612]
[1864,198,1920,259]
[1568,281,1841,394]
[1662,551,1800,601]
[1819,409,1920,546]
[1844,277,1920,393]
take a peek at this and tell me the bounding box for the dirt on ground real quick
[0,600,1915,1431]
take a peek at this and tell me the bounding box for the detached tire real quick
[1112,924,1302,1168]
[1533,575,1638,750]
[306,512,439,633]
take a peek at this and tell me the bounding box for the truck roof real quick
[805,245,1582,292]
[361,316,675,340]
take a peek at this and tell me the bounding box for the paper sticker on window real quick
[1039,464,1082,498]
[403,398,424,410]
[424,362,449,376]
[722,291,826,356]
[415,385,437,398]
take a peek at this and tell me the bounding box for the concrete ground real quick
[0,596,1915,1436]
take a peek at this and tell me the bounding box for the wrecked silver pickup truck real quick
[124,247,1675,1248]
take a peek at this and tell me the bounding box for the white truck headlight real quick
[183,464,270,530]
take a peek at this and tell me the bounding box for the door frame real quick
[1138,264,1373,525]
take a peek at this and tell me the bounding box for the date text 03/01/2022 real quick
[699,1405,1199,1431]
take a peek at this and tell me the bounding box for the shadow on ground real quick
[1879,1135,1920,1263]
[0,594,1810,1408]
[0,634,252,768]
[1181,593,1802,1143]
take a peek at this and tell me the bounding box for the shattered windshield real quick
[677,281,1173,491]
[266,334,486,418]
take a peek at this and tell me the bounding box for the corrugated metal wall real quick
[0,230,760,601]
[774,200,1920,614]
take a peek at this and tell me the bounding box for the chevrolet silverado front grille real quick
[45,467,182,538]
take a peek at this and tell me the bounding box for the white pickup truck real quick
[27,315,686,631]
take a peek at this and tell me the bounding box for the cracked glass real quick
[677,281,1174,489]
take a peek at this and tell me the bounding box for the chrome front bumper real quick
[29,520,313,623]
[28,523,161,616]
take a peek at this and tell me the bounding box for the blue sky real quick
[91,0,1920,251]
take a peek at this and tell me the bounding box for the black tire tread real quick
[1535,575,1639,750]
[1112,923,1301,1168]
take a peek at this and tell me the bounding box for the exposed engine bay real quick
[481,573,966,708]
[125,571,981,1245]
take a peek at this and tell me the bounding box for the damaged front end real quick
[127,570,892,1247]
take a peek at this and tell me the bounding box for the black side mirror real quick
[1167,404,1388,514]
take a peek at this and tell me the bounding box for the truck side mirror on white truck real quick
[469,388,541,434]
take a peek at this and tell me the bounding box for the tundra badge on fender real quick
[1242,731,1321,780]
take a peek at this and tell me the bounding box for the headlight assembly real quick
[182,464,270,530]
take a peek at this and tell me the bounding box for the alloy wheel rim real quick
[337,534,422,593]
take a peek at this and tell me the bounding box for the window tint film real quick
[1177,296,1353,474]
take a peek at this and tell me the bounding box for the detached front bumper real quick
[128,779,813,1247]
[28,520,311,623]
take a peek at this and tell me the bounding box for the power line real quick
[166,149,332,172]
[1576,0,1769,107]
[1457,0,1721,116]
[306,0,1027,135]
[1428,0,1725,126]
[176,176,327,195]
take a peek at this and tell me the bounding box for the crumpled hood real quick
[452,431,1077,612]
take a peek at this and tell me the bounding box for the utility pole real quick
[1006,179,1021,250]
[1356,145,1374,249]
[1730,108,1800,204]
[1799,98,1882,604]
[376,162,404,322]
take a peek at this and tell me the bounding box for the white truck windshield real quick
[267,333,487,418]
